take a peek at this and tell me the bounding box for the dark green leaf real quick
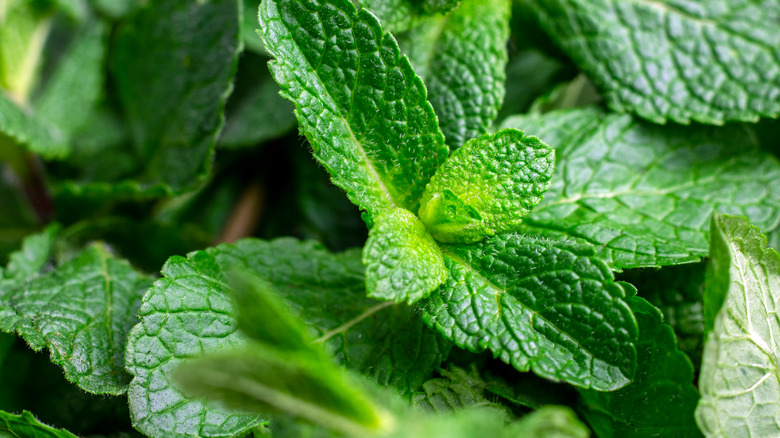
[502,107,780,269]
[421,232,638,391]
[526,0,780,124]
[109,0,241,194]
[258,0,448,217]
[578,297,700,438]
[401,0,510,149]
[0,242,152,394]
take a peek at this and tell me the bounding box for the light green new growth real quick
[502,107,780,269]
[401,0,510,149]
[0,0,51,104]
[696,214,780,438]
[0,238,153,395]
[258,0,448,218]
[419,129,554,244]
[422,232,638,391]
[526,0,780,124]
[363,207,448,304]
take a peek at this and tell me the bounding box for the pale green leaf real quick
[363,207,447,304]
[0,243,152,394]
[509,406,591,438]
[421,232,638,391]
[696,214,780,438]
[525,0,780,124]
[419,129,554,244]
[502,107,780,269]
[258,0,448,217]
[0,91,66,159]
[401,0,510,149]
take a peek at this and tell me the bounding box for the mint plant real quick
[0,0,779,437]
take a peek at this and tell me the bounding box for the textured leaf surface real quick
[0,410,79,438]
[411,367,500,414]
[356,0,422,33]
[0,91,66,159]
[258,0,448,217]
[502,107,780,269]
[696,214,780,438]
[511,406,590,438]
[419,129,554,244]
[111,0,240,193]
[526,0,780,124]
[578,297,700,438]
[363,207,447,304]
[401,0,509,149]
[34,21,105,139]
[421,232,638,390]
[0,243,152,394]
[126,238,449,438]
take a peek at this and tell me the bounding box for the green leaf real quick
[126,238,449,438]
[501,107,780,269]
[421,232,638,391]
[258,0,448,218]
[411,367,502,414]
[0,242,152,395]
[2,224,58,282]
[0,0,51,103]
[174,346,397,438]
[110,0,241,194]
[219,64,296,149]
[0,410,79,438]
[363,207,448,304]
[400,0,510,149]
[509,406,590,438]
[419,129,555,244]
[578,297,701,438]
[356,0,421,33]
[621,263,706,368]
[34,21,106,139]
[0,91,66,159]
[420,0,461,14]
[696,214,780,438]
[525,0,780,124]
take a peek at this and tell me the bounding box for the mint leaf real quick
[34,21,105,139]
[502,107,780,269]
[511,406,590,438]
[0,241,152,395]
[401,0,510,149]
[363,207,447,304]
[3,224,58,282]
[419,129,554,244]
[421,0,461,14]
[356,0,422,33]
[126,238,449,438]
[0,0,50,103]
[258,0,448,217]
[0,91,66,159]
[526,0,780,124]
[696,214,780,437]
[110,0,240,194]
[0,410,79,438]
[421,232,638,390]
[578,296,700,437]
[412,367,502,414]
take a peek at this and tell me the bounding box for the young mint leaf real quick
[356,0,422,33]
[502,107,780,269]
[525,0,780,124]
[126,238,449,438]
[0,410,79,438]
[696,214,780,438]
[509,406,590,438]
[421,232,638,391]
[258,0,449,218]
[110,0,240,194]
[401,0,510,149]
[420,0,461,14]
[363,207,447,304]
[419,129,554,244]
[578,296,701,437]
[34,21,106,139]
[3,224,58,282]
[0,242,152,395]
[174,346,397,438]
[0,0,51,103]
